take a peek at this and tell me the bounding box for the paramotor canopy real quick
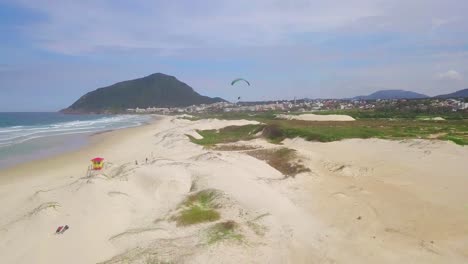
[231,78,250,86]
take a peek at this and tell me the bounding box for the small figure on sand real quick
[55,225,70,234]
[55,226,63,234]
[61,225,69,234]
[135,160,138,165]
[146,157,148,164]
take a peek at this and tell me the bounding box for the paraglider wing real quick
[231,78,250,86]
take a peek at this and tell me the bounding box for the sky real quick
[1,0,468,111]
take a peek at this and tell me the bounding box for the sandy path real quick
[1,116,467,263]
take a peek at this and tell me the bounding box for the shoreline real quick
[0,133,91,171]
[0,115,161,183]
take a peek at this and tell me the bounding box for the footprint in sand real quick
[331,192,351,200]
[107,191,129,197]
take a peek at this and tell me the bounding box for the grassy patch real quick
[442,135,468,145]
[261,124,285,143]
[175,206,220,226]
[247,148,310,177]
[211,144,258,151]
[276,122,383,142]
[189,109,468,121]
[261,119,468,145]
[188,124,264,146]
[188,113,468,146]
[206,221,243,244]
[182,189,220,208]
[173,189,222,226]
[303,109,468,120]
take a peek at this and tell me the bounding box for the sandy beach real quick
[1,115,467,264]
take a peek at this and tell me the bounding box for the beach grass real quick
[173,189,221,226]
[175,206,220,226]
[247,148,310,177]
[182,189,220,208]
[306,109,468,120]
[181,109,468,121]
[211,144,258,151]
[206,221,243,244]
[187,112,468,145]
[265,119,468,145]
[188,124,264,146]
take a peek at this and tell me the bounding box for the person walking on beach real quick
[55,226,63,234]
[61,225,69,234]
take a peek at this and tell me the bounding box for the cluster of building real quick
[370,98,468,112]
[429,98,468,110]
[126,98,468,114]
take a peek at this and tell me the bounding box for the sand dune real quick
[0,116,467,263]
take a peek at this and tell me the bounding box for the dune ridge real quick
[0,116,467,263]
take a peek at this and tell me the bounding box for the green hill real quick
[61,73,225,113]
[353,90,429,100]
[435,88,468,99]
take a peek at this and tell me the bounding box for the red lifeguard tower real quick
[91,157,104,170]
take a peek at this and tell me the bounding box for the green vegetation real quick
[173,189,221,226]
[308,109,468,120]
[262,120,468,145]
[61,73,224,113]
[437,88,468,99]
[353,89,428,100]
[187,112,468,146]
[182,189,220,208]
[183,111,277,122]
[212,144,258,151]
[206,221,243,244]
[175,206,220,226]
[442,135,466,145]
[190,108,468,121]
[188,124,264,146]
[247,148,310,177]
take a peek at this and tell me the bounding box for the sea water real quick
[0,112,152,169]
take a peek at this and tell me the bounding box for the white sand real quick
[421,117,446,121]
[177,114,194,119]
[281,138,468,263]
[1,116,467,263]
[276,113,355,121]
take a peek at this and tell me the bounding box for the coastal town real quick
[127,97,468,114]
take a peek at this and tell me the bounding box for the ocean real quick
[0,112,152,169]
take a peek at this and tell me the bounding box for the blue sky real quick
[1,0,468,111]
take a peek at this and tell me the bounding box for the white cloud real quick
[436,70,463,81]
[4,0,468,104]
[9,0,468,54]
